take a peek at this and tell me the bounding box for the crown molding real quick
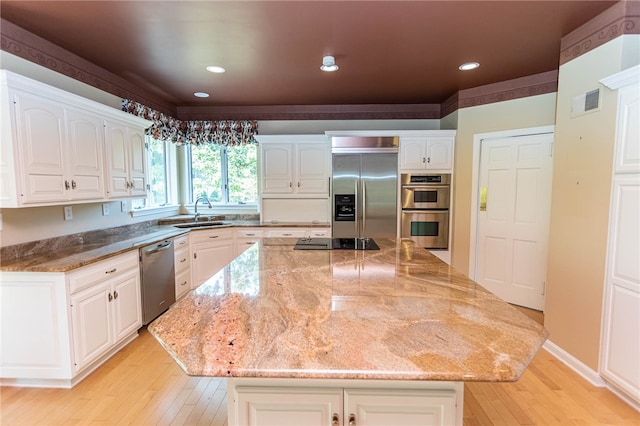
[560,0,640,66]
[0,18,176,116]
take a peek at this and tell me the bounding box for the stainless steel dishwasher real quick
[140,239,176,325]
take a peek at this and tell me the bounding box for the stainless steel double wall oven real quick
[400,173,451,249]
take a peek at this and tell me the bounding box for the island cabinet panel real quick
[344,389,456,426]
[191,228,234,287]
[229,383,461,426]
[233,387,343,426]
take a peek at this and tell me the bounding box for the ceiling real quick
[0,1,618,112]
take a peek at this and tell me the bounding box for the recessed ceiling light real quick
[206,65,226,73]
[320,55,339,72]
[459,62,480,71]
[194,92,210,98]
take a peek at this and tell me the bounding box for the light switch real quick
[102,203,110,216]
[64,206,73,221]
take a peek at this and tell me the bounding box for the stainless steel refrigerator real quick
[331,137,398,239]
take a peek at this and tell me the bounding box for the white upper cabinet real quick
[258,135,330,198]
[104,121,147,198]
[399,133,455,172]
[0,70,151,207]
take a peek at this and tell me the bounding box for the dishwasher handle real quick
[144,240,173,255]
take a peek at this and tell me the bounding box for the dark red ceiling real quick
[0,1,617,109]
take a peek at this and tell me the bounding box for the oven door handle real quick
[402,184,450,190]
[402,209,449,214]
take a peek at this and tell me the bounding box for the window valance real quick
[122,100,258,146]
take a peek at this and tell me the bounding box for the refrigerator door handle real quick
[362,181,367,236]
[354,180,359,236]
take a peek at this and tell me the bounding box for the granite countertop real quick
[0,219,330,273]
[148,238,549,382]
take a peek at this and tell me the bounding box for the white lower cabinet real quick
[173,234,191,299]
[191,228,234,288]
[68,251,141,374]
[235,228,264,256]
[228,379,462,426]
[0,250,142,387]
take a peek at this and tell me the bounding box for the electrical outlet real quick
[102,203,110,216]
[120,200,127,212]
[64,206,73,221]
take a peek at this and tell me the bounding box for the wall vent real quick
[571,88,601,117]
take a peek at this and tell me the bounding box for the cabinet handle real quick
[113,290,118,299]
[181,281,188,286]
[105,268,117,274]
[297,181,300,187]
[179,241,186,245]
[283,233,292,236]
[422,157,426,163]
[108,292,113,302]
[349,414,356,426]
[129,180,135,189]
[246,233,255,236]
[209,235,219,239]
[71,180,77,189]
[180,258,187,263]
[65,180,70,190]
[194,253,197,259]
[332,413,339,425]
[427,157,431,164]
[245,242,254,245]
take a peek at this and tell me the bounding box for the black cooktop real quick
[293,238,380,250]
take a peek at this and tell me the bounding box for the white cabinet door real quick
[70,281,113,372]
[127,127,147,197]
[344,389,456,426]
[260,137,330,198]
[399,138,427,171]
[297,143,329,194]
[192,243,235,287]
[191,230,234,287]
[13,91,67,203]
[425,137,453,170]
[234,387,343,426]
[262,144,294,194]
[105,120,148,198]
[112,268,142,343]
[66,109,105,200]
[400,136,454,172]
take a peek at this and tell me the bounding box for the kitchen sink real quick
[173,221,227,228]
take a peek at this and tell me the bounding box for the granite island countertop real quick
[148,237,548,382]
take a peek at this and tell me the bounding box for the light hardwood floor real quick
[1,310,638,426]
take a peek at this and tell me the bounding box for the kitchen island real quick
[149,238,548,426]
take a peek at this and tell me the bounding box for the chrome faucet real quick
[194,196,212,222]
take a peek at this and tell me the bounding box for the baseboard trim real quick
[542,340,606,387]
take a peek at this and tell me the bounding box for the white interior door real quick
[475,133,553,310]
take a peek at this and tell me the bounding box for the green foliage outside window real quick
[191,144,257,204]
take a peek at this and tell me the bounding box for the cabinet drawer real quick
[68,251,138,295]
[307,228,330,238]
[173,234,190,250]
[174,247,190,274]
[190,228,233,244]
[267,228,306,238]
[175,268,191,299]
[236,228,264,238]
